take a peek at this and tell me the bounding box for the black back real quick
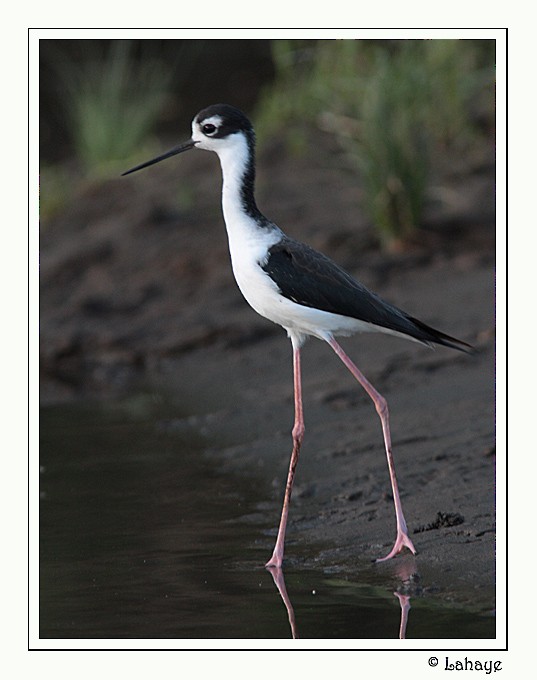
[262,237,472,352]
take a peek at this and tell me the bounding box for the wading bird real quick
[123,104,471,568]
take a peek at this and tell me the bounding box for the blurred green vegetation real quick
[46,40,179,175]
[255,39,495,248]
[40,39,495,247]
[40,40,202,221]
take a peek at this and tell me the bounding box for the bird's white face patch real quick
[192,115,224,149]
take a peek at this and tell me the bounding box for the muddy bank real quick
[147,254,495,612]
[40,137,496,612]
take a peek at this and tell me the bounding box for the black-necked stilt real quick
[123,104,472,569]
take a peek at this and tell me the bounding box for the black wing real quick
[261,237,472,352]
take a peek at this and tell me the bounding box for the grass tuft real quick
[256,39,494,248]
[45,40,176,175]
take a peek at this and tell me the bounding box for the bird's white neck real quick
[214,133,277,241]
[211,132,282,287]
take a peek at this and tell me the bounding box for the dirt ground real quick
[40,134,496,612]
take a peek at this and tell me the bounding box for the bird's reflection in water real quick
[266,565,299,639]
[393,592,411,639]
[266,555,421,640]
[392,555,421,639]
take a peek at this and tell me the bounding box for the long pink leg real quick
[327,337,416,561]
[266,343,305,569]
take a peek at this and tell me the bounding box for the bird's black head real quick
[193,104,254,141]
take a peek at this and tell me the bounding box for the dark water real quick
[39,397,495,641]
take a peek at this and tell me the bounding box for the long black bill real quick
[121,139,198,176]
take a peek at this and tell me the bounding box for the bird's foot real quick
[375,530,417,563]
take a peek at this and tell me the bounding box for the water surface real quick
[39,397,495,641]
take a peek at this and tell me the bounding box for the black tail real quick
[407,316,474,353]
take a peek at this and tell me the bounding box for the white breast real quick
[213,131,374,343]
[226,218,369,342]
